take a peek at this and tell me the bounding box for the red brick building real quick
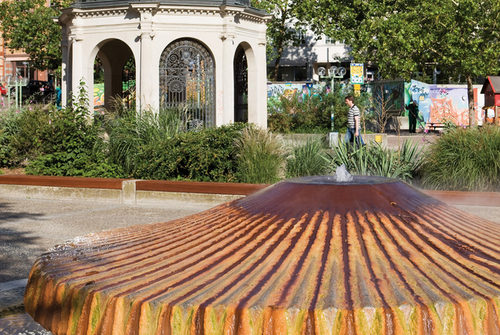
[0,0,49,86]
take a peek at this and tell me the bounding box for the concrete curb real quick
[0,175,499,207]
[0,175,267,205]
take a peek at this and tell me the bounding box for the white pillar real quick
[71,38,88,105]
[133,4,159,112]
[253,41,268,128]
[221,36,235,125]
[61,28,69,107]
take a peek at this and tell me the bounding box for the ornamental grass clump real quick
[420,125,500,191]
[286,139,330,178]
[235,126,285,184]
[329,140,422,182]
[107,107,184,176]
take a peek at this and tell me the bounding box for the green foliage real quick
[0,0,72,70]
[106,108,184,176]
[296,0,500,86]
[135,123,247,182]
[0,106,53,167]
[25,82,124,177]
[251,0,308,80]
[0,109,20,166]
[268,86,372,134]
[329,141,423,182]
[420,126,500,191]
[286,139,330,178]
[235,126,285,183]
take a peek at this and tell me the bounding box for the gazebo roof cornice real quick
[63,0,269,22]
[72,0,252,9]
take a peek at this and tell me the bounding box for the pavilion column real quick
[71,36,92,111]
[219,9,238,126]
[249,41,267,128]
[221,36,235,126]
[61,27,69,107]
[133,4,159,112]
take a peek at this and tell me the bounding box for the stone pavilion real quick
[59,0,270,127]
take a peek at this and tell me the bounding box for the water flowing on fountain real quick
[334,164,353,182]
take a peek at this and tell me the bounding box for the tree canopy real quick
[0,0,72,71]
[252,0,308,81]
[294,0,500,122]
[296,0,499,80]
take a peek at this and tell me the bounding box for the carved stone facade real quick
[59,0,269,127]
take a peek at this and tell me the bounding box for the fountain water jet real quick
[25,176,500,334]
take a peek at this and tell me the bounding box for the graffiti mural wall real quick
[267,82,322,100]
[408,80,469,126]
[94,83,104,108]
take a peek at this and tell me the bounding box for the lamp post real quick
[318,65,345,146]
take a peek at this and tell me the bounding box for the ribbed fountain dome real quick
[72,0,252,9]
[25,176,500,334]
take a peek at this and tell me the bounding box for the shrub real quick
[286,139,330,178]
[420,126,500,191]
[235,126,285,183]
[0,106,51,167]
[26,141,124,178]
[0,109,16,167]
[134,123,246,182]
[107,108,184,176]
[329,140,422,182]
[26,82,125,178]
[267,85,371,134]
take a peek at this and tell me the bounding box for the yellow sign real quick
[354,84,361,96]
[350,63,364,84]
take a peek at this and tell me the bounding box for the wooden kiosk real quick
[481,76,500,125]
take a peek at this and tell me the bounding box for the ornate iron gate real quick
[159,39,215,128]
[234,46,248,123]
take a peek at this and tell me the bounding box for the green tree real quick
[424,0,500,125]
[252,0,308,81]
[295,1,438,78]
[295,0,500,124]
[0,0,71,71]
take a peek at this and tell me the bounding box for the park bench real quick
[427,122,445,132]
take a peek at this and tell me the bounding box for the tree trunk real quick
[467,75,476,127]
[272,49,282,81]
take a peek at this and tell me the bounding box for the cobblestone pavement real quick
[1,195,499,335]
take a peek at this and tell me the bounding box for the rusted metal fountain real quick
[25,169,500,334]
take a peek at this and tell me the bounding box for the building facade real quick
[0,0,49,86]
[269,26,375,84]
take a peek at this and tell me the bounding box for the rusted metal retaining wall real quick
[0,175,266,204]
[0,175,499,206]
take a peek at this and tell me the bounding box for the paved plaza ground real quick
[1,192,499,334]
[0,196,217,334]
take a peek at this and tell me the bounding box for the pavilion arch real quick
[159,38,216,128]
[234,42,257,124]
[90,38,136,111]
